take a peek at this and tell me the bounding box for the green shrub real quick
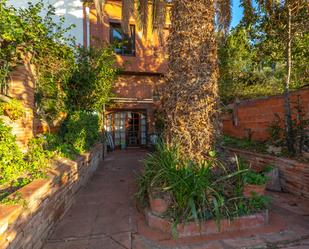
[46,111,101,159]
[248,194,271,212]
[230,194,271,216]
[62,111,100,153]
[1,2,116,122]
[66,46,117,112]
[0,121,50,193]
[45,133,76,159]
[0,99,25,120]
[222,135,267,153]
[0,0,76,122]
[25,137,52,177]
[244,170,268,185]
[0,119,26,185]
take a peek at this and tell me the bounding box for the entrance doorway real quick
[106,111,147,148]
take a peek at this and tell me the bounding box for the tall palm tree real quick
[162,0,221,162]
[90,0,232,162]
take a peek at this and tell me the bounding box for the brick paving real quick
[43,149,309,249]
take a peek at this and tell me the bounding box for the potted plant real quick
[243,170,268,198]
[148,188,171,215]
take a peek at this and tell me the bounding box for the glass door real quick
[127,112,140,146]
[105,111,147,148]
[114,112,126,147]
[140,114,147,145]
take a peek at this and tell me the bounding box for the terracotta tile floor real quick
[43,149,309,249]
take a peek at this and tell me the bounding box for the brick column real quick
[7,58,36,149]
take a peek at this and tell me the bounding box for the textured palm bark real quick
[161,0,220,162]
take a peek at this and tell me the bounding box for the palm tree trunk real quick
[162,0,219,162]
[284,6,295,154]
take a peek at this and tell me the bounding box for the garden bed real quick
[145,209,268,238]
[0,144,103,249]
[222,136,309,163]
[225,147,309,199]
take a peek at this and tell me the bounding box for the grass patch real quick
[222,135,268,153]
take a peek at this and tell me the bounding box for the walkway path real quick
[43,149,309,249]
[43,149,145,249]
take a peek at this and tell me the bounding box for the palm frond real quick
[216,0,232,34]
[122,0,134,34]
[241,0,254,24]
[93,0,105,23]
[257,0,281,15]
[152,0,167,43]
[136,0,149,38]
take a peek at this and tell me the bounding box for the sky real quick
[231,0,244,28]
[9,0,245,36]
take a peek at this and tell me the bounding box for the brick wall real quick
[222,88,309,141]
[3,59,64,147]
[6,59,36,149]
[0,144,103,249]
[226,147,309,199]
[114,75,161,99]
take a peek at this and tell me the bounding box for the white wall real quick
[7,0,84,45]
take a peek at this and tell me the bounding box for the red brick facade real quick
[86,1,169,147]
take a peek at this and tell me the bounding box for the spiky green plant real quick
[136,142,252,228]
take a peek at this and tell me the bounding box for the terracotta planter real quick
[149,195,169,215]
[243,184,266,198]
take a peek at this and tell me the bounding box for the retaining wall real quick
[0,144,103,249]
[226,147,309,199]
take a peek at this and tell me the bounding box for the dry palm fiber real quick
[161,0,220,163]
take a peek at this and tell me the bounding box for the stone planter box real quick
[145,209,268,238]
[0,143,103,249]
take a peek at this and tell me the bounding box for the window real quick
[110,22,135,56]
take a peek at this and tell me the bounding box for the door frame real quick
[106,110,147,148]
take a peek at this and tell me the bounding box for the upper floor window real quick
[110,22,135,56]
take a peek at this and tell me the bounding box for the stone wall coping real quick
[145,209,269,238]
[225,146,309,168]
[228,87,309,107]
[0,143,103,238]
[225,146,309,199]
